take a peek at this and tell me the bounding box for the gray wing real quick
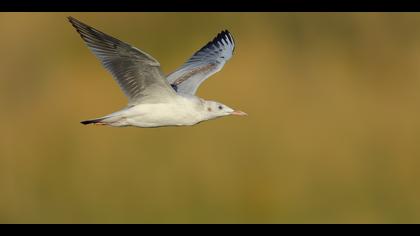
[166,30,235,95]
[68,17,177,105]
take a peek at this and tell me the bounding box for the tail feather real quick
[80,118,105,125]
[81,110,128,126]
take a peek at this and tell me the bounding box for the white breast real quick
[123,96,205,127]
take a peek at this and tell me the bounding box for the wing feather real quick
[68,17,176,105]
[166,30,235,95]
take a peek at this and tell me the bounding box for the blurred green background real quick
[1,13,420,223]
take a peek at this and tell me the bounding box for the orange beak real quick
[231,110,248,116]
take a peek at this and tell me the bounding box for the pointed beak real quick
[231,110,248,116]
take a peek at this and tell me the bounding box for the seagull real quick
[68,17,246,128]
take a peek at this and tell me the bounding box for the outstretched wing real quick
[166,30,235,95]
[68,17,177,105]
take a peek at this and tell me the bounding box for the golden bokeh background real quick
[1,13,420,223]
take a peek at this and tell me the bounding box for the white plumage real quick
[68,17,246,128]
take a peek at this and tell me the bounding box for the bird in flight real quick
[68,17,246,128]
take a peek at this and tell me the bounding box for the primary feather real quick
[68,16,176,105]
[166,30,235,95]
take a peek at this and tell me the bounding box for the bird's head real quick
[202,100,247,119]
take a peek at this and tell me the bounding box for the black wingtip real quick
[67,16,77,23]
[198,29,235,53]
[67,16,81,30]
[213,29,234,47]
[221,29,234,45]
[67,16,88,31]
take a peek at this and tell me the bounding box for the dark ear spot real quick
[208,107,212,112]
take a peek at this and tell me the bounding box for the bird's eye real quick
[218,105,223,110]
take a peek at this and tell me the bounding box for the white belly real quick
[115,99,204,128]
